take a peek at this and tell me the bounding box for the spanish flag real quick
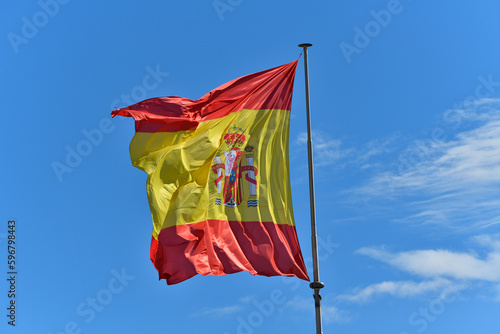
[112,60,309,284]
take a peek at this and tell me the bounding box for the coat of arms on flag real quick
[212,126,258,208]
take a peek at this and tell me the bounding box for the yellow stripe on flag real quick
[130,108,295,239]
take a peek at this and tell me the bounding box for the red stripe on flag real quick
[112,60,298,133]
[150,219,309,285]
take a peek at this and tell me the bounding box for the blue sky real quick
[2,0,500,333]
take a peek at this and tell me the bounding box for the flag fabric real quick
[111,60,309,285]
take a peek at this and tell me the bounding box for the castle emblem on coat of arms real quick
[212,126,258,207]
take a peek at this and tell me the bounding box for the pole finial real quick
[298,43,313,48]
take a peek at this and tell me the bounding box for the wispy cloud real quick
[283,295,311,312]
[323,305,352,324]
[284,295,351,323]
[296,131,349,167]
[351,100,500,230]
[190,295,258,318]
[190,304,242,318]
[494,284,500,301]
[337,278,457,303]
[294,130,399,169]
[355,133,402,166]
[473,234,500,251]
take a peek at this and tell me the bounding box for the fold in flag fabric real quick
[111,60,309,285]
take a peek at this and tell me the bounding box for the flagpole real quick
[298,43,324,334]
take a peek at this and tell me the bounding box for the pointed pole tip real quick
[298,43,313,48]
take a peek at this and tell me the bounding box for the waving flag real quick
[112,60,309,285]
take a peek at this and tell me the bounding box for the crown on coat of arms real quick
[224,126,246,148]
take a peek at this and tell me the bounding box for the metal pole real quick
[298,43,324,334]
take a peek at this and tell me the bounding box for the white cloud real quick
[294,130,400,170]
[190,305,242,318]
[356,133,402,163]
[472,234,500,251]
[341,235,500,303]
[283,295,311,311]
[337,278,457,303]
[190,294,351,324]
[190,295,260,318]
[352,102,500,230]
[283,295,351,323]
[237,295,254,304]
[390,116,500,191]
[357,246,500,282]
[296,131,348,167]
[494,284,500,301]
[323,305,352,324]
